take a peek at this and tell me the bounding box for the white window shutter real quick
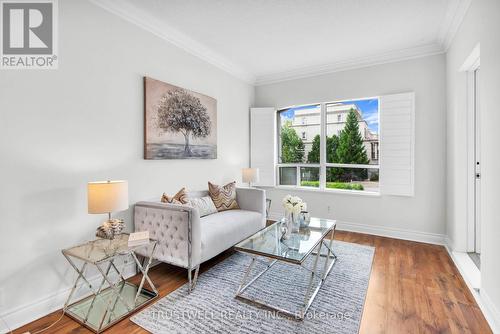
[379,92,415,196]
[250,107,276,186]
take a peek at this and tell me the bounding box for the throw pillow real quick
[187,196,218,217]
[161,187,188,204]
[208,181,239,212]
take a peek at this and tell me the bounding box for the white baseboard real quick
[481,291,500,333]
[444,243,500,333]
[0,262,137,333]
[335,221,446,245]
[270,213,446,245]
[445,236,455,250]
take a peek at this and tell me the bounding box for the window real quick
[278,105,320,188]
[371,142,379,160]
[277,98,379,192]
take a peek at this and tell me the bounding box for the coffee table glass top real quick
[235,217,335,264]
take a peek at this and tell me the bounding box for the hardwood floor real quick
[13,231,492,334]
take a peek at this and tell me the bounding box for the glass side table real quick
[61,233,158,333]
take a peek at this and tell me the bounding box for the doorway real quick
[473,68,481,255]
[465,52,481,269]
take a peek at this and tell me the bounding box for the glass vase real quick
[286,211,300,233]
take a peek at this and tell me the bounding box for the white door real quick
[474,68,481,253]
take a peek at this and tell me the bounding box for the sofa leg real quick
[188,265,200,293]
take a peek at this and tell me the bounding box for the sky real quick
[281,98,379,133]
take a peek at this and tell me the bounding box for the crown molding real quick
[254,43,444,86]
[438,0,473,51]
[88,0,256,84]
[89,0,469,87]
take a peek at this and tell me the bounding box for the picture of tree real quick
[144,77,217,159]
[157,89,211,155]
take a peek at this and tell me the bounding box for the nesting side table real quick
[61,234,157,333]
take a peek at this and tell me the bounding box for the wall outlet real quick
[327,205,331,213]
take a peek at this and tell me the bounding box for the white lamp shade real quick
[242,168,260,184]
[88,180,129,214]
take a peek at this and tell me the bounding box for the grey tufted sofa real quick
[134,188,266,291]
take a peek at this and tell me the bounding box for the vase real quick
[286,211,300,233]
[279,218,291,240]
[299,211,311,228]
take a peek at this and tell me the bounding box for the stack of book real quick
[128,231,150,247]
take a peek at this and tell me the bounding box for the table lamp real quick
[88,180,129,239]
[242,168,259,187]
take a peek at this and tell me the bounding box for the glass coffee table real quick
[234,217,337,319]
[61,234,158,333]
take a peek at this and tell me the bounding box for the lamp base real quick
[95,219,124,239]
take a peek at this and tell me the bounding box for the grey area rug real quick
[131,241,374,334]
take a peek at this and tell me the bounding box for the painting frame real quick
[143,76,217,160]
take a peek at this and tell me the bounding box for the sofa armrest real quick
[236,188,266,226]
[134,201,201,268]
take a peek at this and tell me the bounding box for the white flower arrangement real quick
[282,195,307,215]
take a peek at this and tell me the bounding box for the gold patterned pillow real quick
[208,181,239,212]
[161,187,188,204]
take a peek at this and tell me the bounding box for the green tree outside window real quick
[280,121,304,163]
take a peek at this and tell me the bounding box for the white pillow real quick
[187,196,217,217]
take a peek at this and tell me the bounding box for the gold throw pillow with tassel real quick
[161,187,188,204]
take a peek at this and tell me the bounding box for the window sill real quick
[259,185,381,197]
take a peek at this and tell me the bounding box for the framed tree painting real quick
[144,77,217,159]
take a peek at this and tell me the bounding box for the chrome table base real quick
[235,228,337,320]
[62,240,158,333]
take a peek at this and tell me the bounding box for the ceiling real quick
[93,0,471,85]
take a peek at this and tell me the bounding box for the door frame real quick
[461,44,480,252]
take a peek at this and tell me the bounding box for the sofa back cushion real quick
[208,181,239,212]
[187,190,209,199]
[187,196,217,217]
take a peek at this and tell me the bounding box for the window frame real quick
[276,97,380,193]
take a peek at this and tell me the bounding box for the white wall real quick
[255,55,447,241]
[0,0,253,328]
[446,0,500,327]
